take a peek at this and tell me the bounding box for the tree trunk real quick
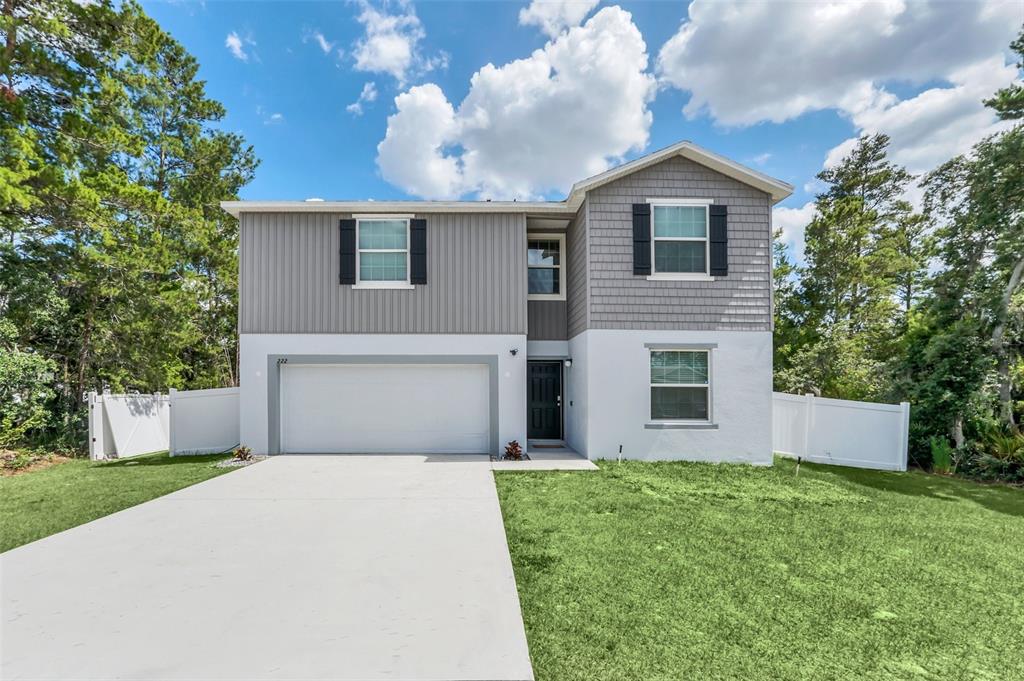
[952,415,965,449]
[992,255,1024,427]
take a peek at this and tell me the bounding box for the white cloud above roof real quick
[656,0,1020,127]
[351,0,445,85]
[824,57,1019,176]
[377,6,655,199]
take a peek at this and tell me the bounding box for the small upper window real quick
[357,219,409,284]
[652,204,708,275]
[527,234,565,300]
[650,350,710,421]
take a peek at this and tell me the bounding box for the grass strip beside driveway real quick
[1,452,232,553]
[495,457,1024,681]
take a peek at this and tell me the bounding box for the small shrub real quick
[973,454,1024,484]
[232,446,253,461]
[503,440,524,461]
[956,427,1024,484]
[1,450,36,471]
[983,427,1024,461]
[930,437,954,474]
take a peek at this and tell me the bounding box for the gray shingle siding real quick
[238,155,772,336]
[584,156,772,332]
[566,202,589,338]
[239,211,527,334]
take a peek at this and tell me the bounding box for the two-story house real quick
[221,141,793,463]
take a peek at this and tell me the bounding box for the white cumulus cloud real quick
[347,81,379,116]
[824,57,1020,175]
[351,0,444,85]
[656,0,1020,126]
[377,6,655,199]
[773,201,817,263]
[518,0,600,38]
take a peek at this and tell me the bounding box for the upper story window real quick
[650,200,711,278]
[527,233,566,301]
[357,218,410,287]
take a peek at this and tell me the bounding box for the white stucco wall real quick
[572,329,773,464]
[564,333,589,456]
[239,333,527,455]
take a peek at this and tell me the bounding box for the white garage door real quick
[280,363,489,454]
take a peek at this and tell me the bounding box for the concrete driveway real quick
[1,455,534,681]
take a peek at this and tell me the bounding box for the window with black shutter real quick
[639,200,728,279]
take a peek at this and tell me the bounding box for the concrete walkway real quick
[1,455,535,681]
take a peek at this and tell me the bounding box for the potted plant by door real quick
[501,440,529,461]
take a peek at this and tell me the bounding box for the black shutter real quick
[410,218,427,285]
[632,203,651,275]
[339,218,356,284]
[709,205,728,277]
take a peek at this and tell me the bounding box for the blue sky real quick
[143,0,1022,254]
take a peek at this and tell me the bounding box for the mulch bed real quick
[1,450,75,477]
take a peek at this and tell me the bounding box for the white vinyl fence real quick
[773,392,910,471]
[88,392,170,460]
[88,387,240,460]
[168,387,239,455]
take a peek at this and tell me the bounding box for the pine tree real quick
[781,134,925,398]
[0,0,257,446]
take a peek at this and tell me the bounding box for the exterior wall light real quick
[510,348,519,356]
[564,358,572,368]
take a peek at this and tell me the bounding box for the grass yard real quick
[1,451,232,553]
[495,458,1024,681]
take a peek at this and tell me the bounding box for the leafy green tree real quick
[0,318,56,447]
[922,127,1024,429]
[984,26,1024,120]
[1,0,256,448]
[782,134,925,398]
[771,227,802,382]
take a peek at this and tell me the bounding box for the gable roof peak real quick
[567,140,793,206]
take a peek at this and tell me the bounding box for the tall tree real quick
[779,134,925,398]
[0,0,256,447]
[985,26,1024,120]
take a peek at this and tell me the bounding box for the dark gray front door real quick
[528,361,562,439]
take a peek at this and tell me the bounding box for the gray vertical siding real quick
[566,203,588,338]
[585,156,772,331]
[239,212,527,334]
[527,301,567,340]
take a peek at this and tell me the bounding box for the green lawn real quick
[495,458,1024,681]
[1,452,233,553]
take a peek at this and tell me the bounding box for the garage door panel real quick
[281,364,489,454]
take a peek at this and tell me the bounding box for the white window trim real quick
[648,198,714,280]
[648,347,714,424]
[352,215,415,290]
[527,232,567,301]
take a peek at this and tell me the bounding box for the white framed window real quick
[649,198,713,281]
[649,349,711,421]
[527,233,566,301]
[354,215,414,289]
